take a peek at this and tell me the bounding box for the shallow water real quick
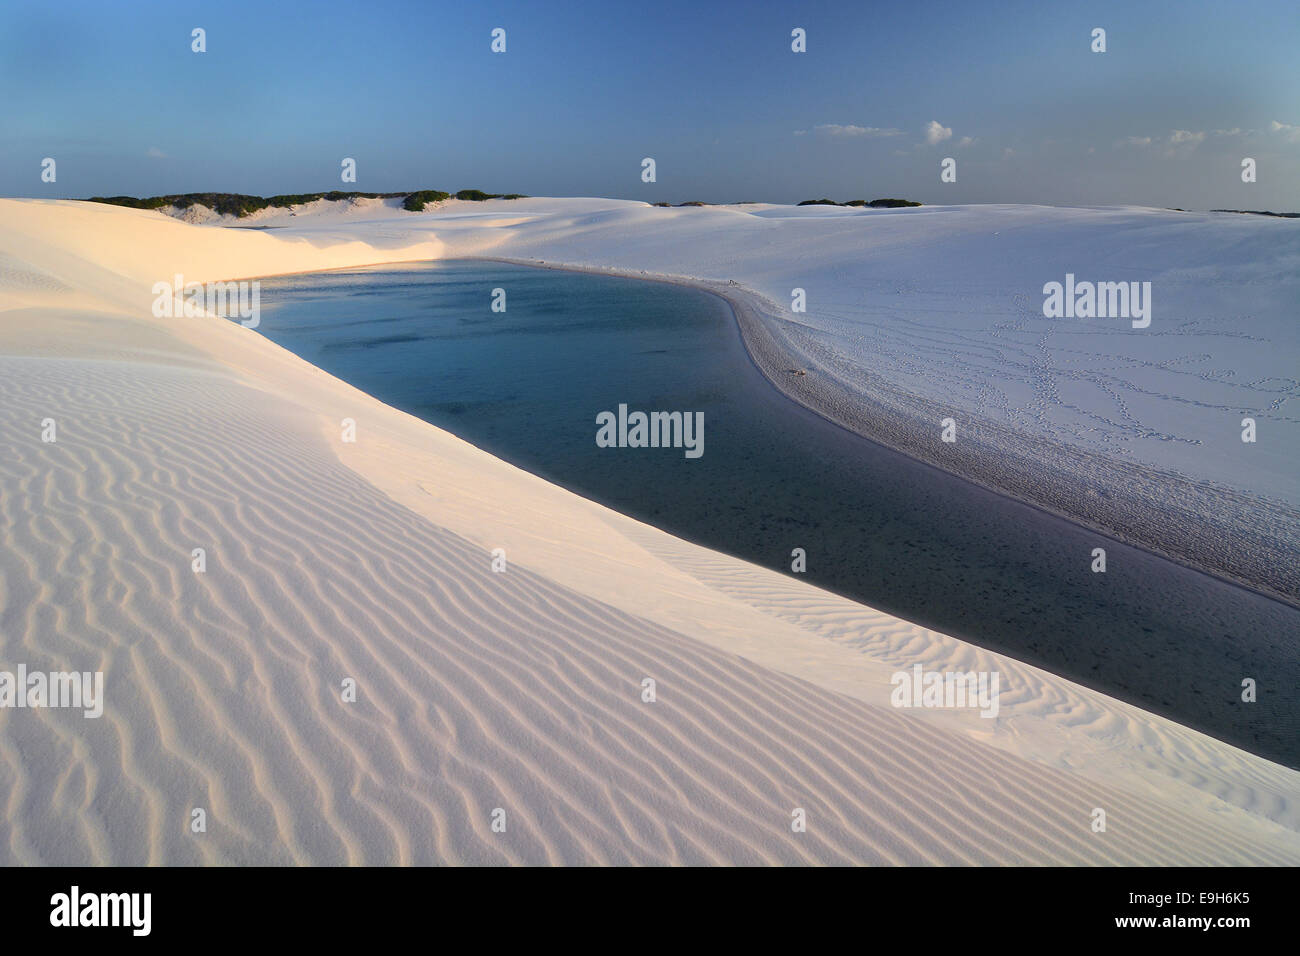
[254,260,1299,766]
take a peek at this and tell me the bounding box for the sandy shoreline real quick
[473,255,1298,610]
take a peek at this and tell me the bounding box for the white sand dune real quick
[0,197,1296,865]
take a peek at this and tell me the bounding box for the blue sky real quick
[1,0,1296,208]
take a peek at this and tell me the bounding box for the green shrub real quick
[865,198,921,208]
[88,195,170,210]
[88,191,409,218]
[794,197,922,209]
[1211,208,1299,218]
[404,190,451,211]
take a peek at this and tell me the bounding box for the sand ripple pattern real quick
[0,353,1294,865]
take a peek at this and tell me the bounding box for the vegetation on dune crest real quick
[863,198,922,208]
[85,190,933,217]
[645,197,920,209]
[87,191,411,217]
[402,190,451,211]
[799,197,922,208]
[1211,208,1299,218]
[449,189,528,201]
[87,189,529,217]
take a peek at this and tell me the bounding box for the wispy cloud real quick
[796,124,904,138]
[1117,128,1246,154]
[146,146,168,159]
[1161,129,1207,157]
[1271,120,1300,143]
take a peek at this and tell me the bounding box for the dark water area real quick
[253,260,1299,767]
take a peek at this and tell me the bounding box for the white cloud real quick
[798,124,904,138]
[1120,128,1235,153]
[1161,129,1206,157]
[1271,120,1300,143]
[1118,127,1249,156]
[924,120,952,145]
[1002,147,1015,159]
[146,146,168,159]
[956,136,975,148]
